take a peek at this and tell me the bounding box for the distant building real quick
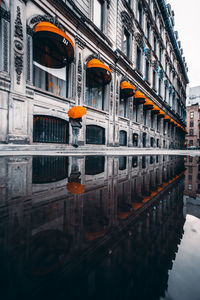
[187,86,200,106]
[185,104,199,148]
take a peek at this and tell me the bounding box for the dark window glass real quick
[85,156,105,175]
[146,22,150,39]
[93,0,103,31]
[119,98,127,117]
[143,108,147,125]
[145,60,149,81]
[150,156,154,164]
[189,156,193,162]
[157,139,159,147]
[33,61,67,97]
[154,37,157,54]
[142,156,146,168]
[132,156,138,167]
[138,3,143,26]
[32,156,68,183]
[158,78,161,95]
[86,125,105,144]
[189,129,194,135]
[189,140,193,146]
[136,47,141,71]
[119,130,127,146]
[190,121,194,127]
[150,137,154,147]
[189,167,193,173]
[143,133,146,147]
[33,115,69,143]
[85,72,105,110]
[133,133,138,147]
[153,70,156,89]
[151,113,154,128]
[123,29,130,58]
[119,156,127,170]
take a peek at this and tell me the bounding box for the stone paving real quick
[0,144,199,156]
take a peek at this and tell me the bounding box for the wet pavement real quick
[0,154,200,300]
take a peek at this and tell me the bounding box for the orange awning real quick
[120,81,135,98]
[87,58,112,85]
[33,22,75,67]
[134,91,146,104]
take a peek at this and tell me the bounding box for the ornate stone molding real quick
[29,14,65,31]
[3,20,8,72]
[144,48,151,61]
[121,11,134,33]
[135,32,144,49]
[151,59,159,71]
[75,36,86,50]
[77,53,82,99]
[14,6,24,85]
[0,7,10,21]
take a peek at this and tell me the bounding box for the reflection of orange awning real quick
[120,81,135,98]
[34,22,75,67]
[85,230,107,241]
[118,211,133,219]
[87,58,112,85]
[66,182,85,194]
[132,203,143,210]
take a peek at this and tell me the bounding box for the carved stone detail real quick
[144,48,151,61]
[121,11,134,33]
[27,35,31,82]
[0,7,10,21]
[151,59,159,71]
[14,6,24,85]
[135,32,144,49]
[159,69,164,80]
[3,20,8,72]
[75,36,86,50]
[77,53,82,99]
[29,15,65,31]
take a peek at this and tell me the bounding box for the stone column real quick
[7,1,30,144]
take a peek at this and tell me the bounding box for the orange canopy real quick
[34,22,75,67]
[120,81,135,98]
[144,99,154,106]
[68,106,87,119]
[66,182,85,194]
[134,90,145,99]
[87,58,112,85]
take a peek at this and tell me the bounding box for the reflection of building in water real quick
[184,156,200,218]
[0,155,185,299]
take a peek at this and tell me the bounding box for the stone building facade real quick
[185,103,199,148]
[0,0,188,148]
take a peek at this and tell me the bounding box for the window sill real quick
[119,116,129,122]
[34,87,75,103]
[84,104,109,116]
[135,69,143,78]
[115,49,133,65]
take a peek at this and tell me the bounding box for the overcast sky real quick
[167,0,200,87]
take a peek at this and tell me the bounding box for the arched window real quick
[132,156,138,168]
[143,132,146,147]
[32,156,68,183]
[119,130,127,146]
[85,156,105,175]
[85,58,112,111]
[33,115,69,143]
[119,156,127,170]
[150,137,154,147]
[133,133,138,147]
[33,22,75,97]
[86,125,105,144]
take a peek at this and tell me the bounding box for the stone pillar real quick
[7,1,30,144]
